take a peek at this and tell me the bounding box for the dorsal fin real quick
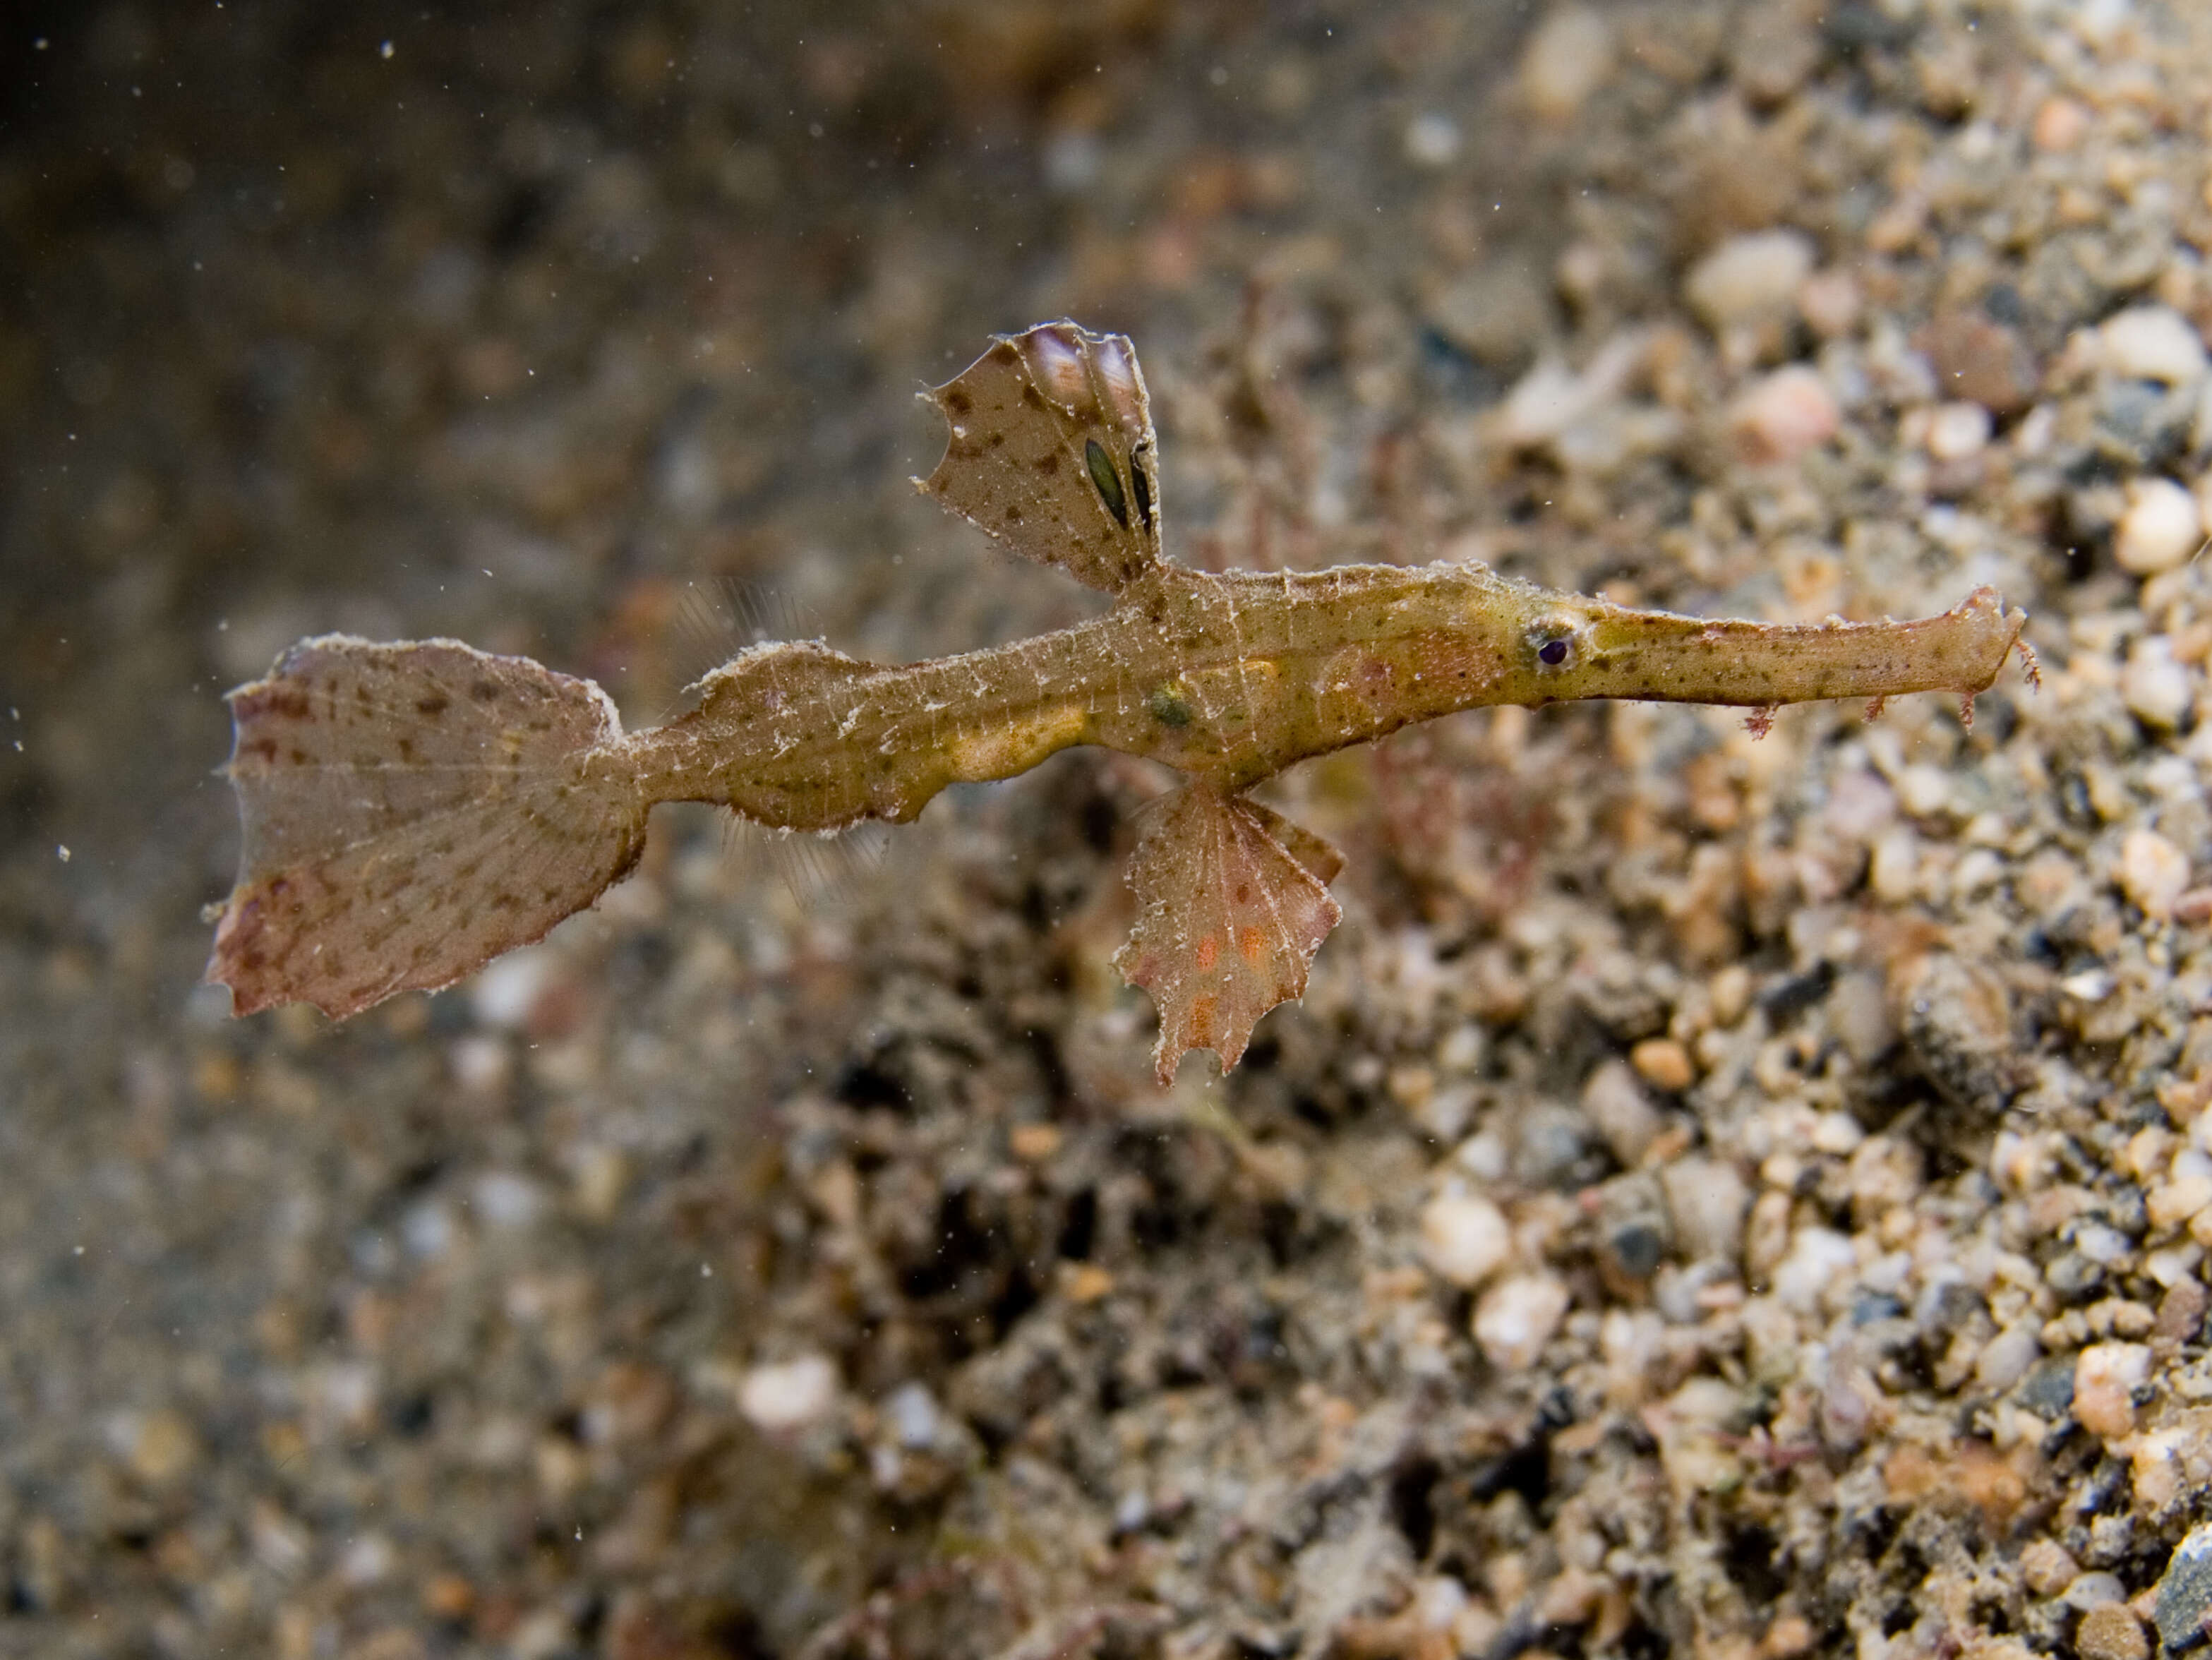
[915,321,1165,595]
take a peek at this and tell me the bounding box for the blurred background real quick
[8,1,2212,1657]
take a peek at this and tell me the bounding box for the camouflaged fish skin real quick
[208,323,2033,1080]
[627,562,2025,812]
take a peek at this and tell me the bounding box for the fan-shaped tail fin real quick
[207,635,647,1019]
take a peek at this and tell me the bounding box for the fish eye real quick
[1529,621,1580,670]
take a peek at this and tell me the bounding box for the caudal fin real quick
[207,635,647,1019]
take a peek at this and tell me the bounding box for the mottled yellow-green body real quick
[630,562,2024,824]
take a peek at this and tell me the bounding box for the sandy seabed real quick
[9,2,2212,1656]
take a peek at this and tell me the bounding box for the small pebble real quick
[124,1409,202,1486]
[2074,1341,2151,1438]
[1584,1058,1662,1164]
[883,1382,942,1450]
[1687,231,1817,332]
[1660,1156,1748,1263]
[1710,966,1753,1027]
[570,1145,629,1222]
[1895,764,1954,818]
[2156,1277,2208,1343]
[1828,969,1896,1064]
[2076,1602,2148,1660]
[1895,950,2017,1114]
[1473,1273,1570,1369]
[2060,969,2116,1004]
[1923,400,1992,462]
[471,1170,543,1230]
[1112,1488,1149,1532]
[2132,1428,2188,1512]
[1771,1227,1856,1313]
[1434,260,1559,369]
[1975,1324,2041,1391]
[1726,4,1819,102]
[423,1574,476,1620]
[471,946,558,1030]
[1810,1112,1865,1156]
[2115,477,2204,575]
[1402,112,1461,168]
[1419,1191,1513,1289]
[448,1033,511,1095]
[1869,829,1920,904]
[2119,829,2191,922]
[2066,1572,2129,1611]
[738,1354,839,1434]
[1918,312,2039,414]
[2101,306,2208,386]
[2074,1222,2134,1267]
[2123,638,2194,730]
[1499,357,1601,447]
[1519,6,1616,120]
[1821,1348,1879,1450]
[1629,1038,1695,1092]
[2048,1251,2107,1299]
[338,1532,395,1587]
[1454,1129,1510,1184]
[402,1200,453,1259]
[1729,366,1840,464]
[2031,95,2091,152]
[1764,1613,1817,1658]
[1797,269,1861,338]
[1826,767,1898,839]
[2156,1523,2212,1652]
[1414,1575,1469,1632]
[1511,1104,1589,1188]
[2020,1538,2080,1596]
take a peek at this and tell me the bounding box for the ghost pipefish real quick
[206,322,2036,1083]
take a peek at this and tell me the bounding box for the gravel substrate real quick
[11,1,2212,1656]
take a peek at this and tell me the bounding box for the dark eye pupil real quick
[1538,639,1569,666]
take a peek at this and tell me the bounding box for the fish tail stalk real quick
[1562,586,2028,709]
[206,636,648,1019]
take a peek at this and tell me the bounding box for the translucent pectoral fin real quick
[1113,783,1343,1085]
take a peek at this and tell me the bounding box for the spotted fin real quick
[916,321,1165,595]
[207,636,647,1019]
[1114,782,1343,1085]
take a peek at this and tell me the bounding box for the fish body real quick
[630,560,2024,812]
[208,323,2032,1081]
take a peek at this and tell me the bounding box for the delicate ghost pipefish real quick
[206,322,2038,1082]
